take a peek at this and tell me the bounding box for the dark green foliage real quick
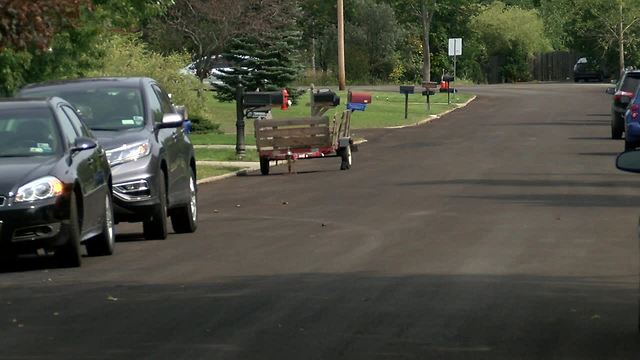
[215,30,303,102]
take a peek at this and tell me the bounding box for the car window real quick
[56,108,79,146]
[62,106,92,138]
[622,74,640,93]
[147,86,164,123]
[151,84,173,114]
[22,87,145,131]
[0,107,60,157]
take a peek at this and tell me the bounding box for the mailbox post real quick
[235,84,246,156]
[399,85,415,120]
[442,74,455,105]
[422,82,438,111]
[235,87,289,156]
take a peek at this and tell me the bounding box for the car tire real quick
[260,157,270,175]
[0,249,16,271]
[171,169,198,234]
[56,192,82,268]
[86,193,115,256]
[339,146,352,170]
[612,116,624,139]
[143,174,168,240]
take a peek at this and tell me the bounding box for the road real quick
[1,83,639,359]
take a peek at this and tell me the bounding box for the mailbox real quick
[442,74,455,82]
[243,91,285,107]
[400,85,415,94]
[313,90,341,107]
[423,81,439,89]
[422,90,436,96]
[348,91,372,104]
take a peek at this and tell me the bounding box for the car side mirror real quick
[156,113,183,129]
[175,105,188,121]
[616,150,640,173]
[606,87,616,95]
[71,137,97,153]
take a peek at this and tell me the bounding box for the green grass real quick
[195,148,260,162]
[192,90,472,144]
[197,165,244,180]
[191,133,256,146]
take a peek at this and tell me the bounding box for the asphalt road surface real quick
[2,83,639,359]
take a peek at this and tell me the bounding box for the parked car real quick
[19,78,198,240]
[608,69,640,139]
[573,57,604,82]
[623,92,640,151]
[0,98,114,267]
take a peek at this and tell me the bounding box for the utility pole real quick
[337,0,346,90]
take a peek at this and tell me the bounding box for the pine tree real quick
[214,29,303,102]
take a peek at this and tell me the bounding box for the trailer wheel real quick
[260,157,270,175]
[340,146,352,170]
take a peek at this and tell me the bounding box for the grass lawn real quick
[195,148,260,162]
[191,90,473,142]
[191,132,256,146]
[196,165,244,180]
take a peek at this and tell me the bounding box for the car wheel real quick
[56,191,82,268]
[0,248,16,271]
[340,146,352,170]
[260,157,270,175]
[143,174,168,240]
[612,116,624,139]
[171,169,198,234]
[86,193,115,256]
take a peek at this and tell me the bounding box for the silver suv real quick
[20,77,198,240]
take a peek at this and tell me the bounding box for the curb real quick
[384,95,477,130]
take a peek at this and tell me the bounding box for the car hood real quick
[0,156,59,195]
[92,129,149,151]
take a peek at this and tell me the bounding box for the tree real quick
[0,0,89,51]
[214,24,303,102]
[388,0,476,83]
[470,1,551,82]
[575,0,640,75]
[347,0,401,81]
[150,0,299,81]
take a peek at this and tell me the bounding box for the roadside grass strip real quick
[195,147,260,162]
[197,165,245,182]
[194,90,473,136]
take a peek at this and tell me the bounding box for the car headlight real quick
[15,176,64,203]
[106,141,151,166]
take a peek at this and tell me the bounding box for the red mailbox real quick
[348,91,372,104]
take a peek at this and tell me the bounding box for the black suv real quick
[608,70,640,139]
[19,78,198,240]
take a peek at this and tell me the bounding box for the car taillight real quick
[632,104,640,120]
[615,91,634,102]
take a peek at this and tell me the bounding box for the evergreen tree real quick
[214,29,303,102]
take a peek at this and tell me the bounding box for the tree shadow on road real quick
[0,272,637,359]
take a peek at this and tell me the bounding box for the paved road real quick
[2,83,639,359]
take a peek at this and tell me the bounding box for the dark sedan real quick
[19,78,198,240]
[0,98,114,268]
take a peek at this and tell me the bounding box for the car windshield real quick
[0,107,60,157]
[25,87,145,131]
[621,74,640,93]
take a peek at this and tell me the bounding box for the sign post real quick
[448,38,462,82]
[399,86,415,120]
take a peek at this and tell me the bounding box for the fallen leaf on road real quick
[591,314,601,320]
[107,295,119,302]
